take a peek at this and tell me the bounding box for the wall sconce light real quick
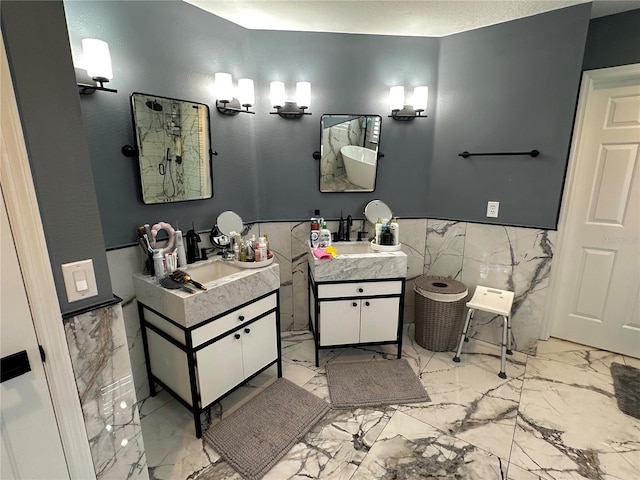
[270,81,312,119]
[215,73,256,115]
[388,85,428,121]
[77,39,117,95]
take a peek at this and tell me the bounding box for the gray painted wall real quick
[2,0,113,314]
[429,5,591,229]
[4,1,635,308]
[64,1,594,247]
[64,0,439,247]
[582,8,640,71]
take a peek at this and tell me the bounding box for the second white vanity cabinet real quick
[309,274,405,366]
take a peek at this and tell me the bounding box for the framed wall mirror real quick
[130,93,213,204]
[319,114,382,192]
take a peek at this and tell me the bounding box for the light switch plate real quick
[62,259,98,302]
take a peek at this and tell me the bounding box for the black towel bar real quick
[459,150,539,158]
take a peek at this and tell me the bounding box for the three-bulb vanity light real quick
[388,85,428,121]
[270,81,312,119]
[77,39,117,95]
[214,73,256,115]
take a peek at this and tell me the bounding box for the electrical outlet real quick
[487,201,500,218]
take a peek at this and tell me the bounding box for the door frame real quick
[542,63,640,340]
[1,36,96,479]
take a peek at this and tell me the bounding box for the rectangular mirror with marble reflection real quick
[130,93,213,204]
[319,114,382,192]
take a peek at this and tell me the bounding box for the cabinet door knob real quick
[365,301,370,307]
[358,288,364,293]
[238,315,245,321]
[352,302,358,307]
[244,328,251,334]
[234,333,241,340]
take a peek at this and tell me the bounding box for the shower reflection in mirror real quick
[319,114,382,193]
[130,93,213,204]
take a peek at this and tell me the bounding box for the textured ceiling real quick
[185,0,640,37]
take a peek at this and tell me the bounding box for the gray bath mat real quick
[611,362,640,420]
[325,358,430,408]
[202,378,329,480]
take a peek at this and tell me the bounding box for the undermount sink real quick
[308,241,407,282]
[133,258,279,328]
[330,241,374,255]
[182,259,242,283]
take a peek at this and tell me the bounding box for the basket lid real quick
[415,275,467,295]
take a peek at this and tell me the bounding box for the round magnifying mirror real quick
[211,211,244,248]
[364,200,392,224]
[217,211,244,235]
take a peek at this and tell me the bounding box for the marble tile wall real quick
[64,303,148,480]
[105,218,555,407]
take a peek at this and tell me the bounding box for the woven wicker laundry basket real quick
[414,275,468,352]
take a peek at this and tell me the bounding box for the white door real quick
[549,64,640,357]
[1,187,70,479]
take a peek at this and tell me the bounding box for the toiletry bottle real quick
[338,211,345,241]
[152,249,165,281]
[375,218,382,244]
[381,225,393,246]
[254,237,262,262]
[264,234,270,255]
[239,241,247,262]
[319,222,332,248]
[310,217,320,248]
[390,217,399,246]
[259,237,268,262]
[174,230,187,267]
[246,238,255,261]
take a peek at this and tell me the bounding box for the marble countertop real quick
[133,259,280,328]
[309,242,407,282]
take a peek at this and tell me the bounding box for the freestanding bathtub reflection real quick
[340,145,377,190]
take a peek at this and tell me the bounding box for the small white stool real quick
[453,286,514,378]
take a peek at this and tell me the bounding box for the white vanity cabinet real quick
[309,273,405,366]
[138,290,281,438]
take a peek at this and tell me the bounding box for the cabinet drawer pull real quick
[358,288,364,293]
[238,315,245,321]
[234,333,241,340]
[352,302,358,307]
[244,328,251,334]
[365,301,370,307]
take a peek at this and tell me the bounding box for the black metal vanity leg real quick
[277,355,283,378]
[138,303,156,396]
[315,345,320,368]
[194,413,202,439]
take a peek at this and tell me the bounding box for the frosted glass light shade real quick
[389,86,405,111]
[412,86,429,112]
[295,82,311,109]
[82,38,113,81]
[270,81,286,108]
[215,73,233,103]
[238,78,255,107]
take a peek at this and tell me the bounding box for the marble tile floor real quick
[138,326,639,480]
